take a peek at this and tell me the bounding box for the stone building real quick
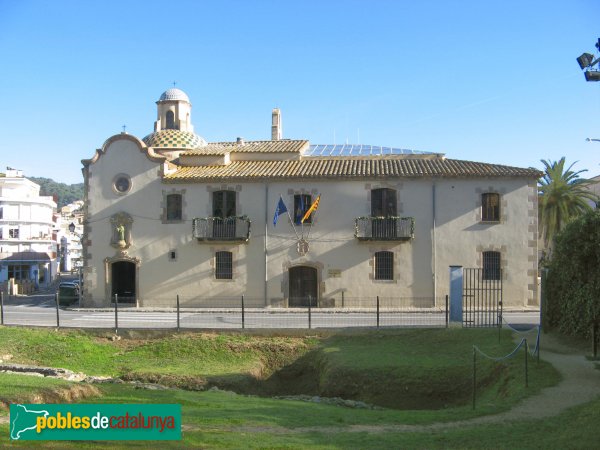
[81,88,540,308]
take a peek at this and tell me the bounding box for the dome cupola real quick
[143,88,207,150]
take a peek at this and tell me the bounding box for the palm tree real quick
[538,157,598,251]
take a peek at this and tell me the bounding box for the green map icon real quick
[10,404,49,440]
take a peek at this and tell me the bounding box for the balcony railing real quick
[354,216,414,241]
[192,216,251,242]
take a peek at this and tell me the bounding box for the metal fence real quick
[0,292,449,331]
[463,268,502,328]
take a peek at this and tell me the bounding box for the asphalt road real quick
[0,292,540,330]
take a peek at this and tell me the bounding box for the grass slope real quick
[0,326,568,448]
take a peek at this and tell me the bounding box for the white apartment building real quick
[81,89,541,308]
[0,169,59,287]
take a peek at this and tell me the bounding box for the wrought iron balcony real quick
[192,216,251,242]
[354,216,414,241]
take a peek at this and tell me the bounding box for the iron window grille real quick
[374,251,394,281]
[482,251,501,280]
[215,251,233,280]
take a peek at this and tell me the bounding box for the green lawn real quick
[0,326,570,448]
[0,328,315,378]
[2,384,598,449]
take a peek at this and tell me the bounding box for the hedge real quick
[544,210,600,338]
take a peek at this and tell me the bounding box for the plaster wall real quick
[85,141,537,309]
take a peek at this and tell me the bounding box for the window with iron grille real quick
[166,194,183,221]
[215,251,233,280]
[293,194,312,224]
[481,193,500,222]
[482,251,501,280]
[374,251,394,281]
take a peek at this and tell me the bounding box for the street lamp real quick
[586,138,600,143]
[577,38,600,82]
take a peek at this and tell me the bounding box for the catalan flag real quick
[272,196,288,227]
[301,194,321,223]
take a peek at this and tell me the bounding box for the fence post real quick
[55,293,60,329]
[241,295,245,330]
[176,294,180,332]
[592,321,598,359]
[525,339,529,388]
[308,296,312,329]
[445,294,449,328]
[0,291,4,326]
[472,346,476,409]
[376,296,380,329]
[114,294,118,335]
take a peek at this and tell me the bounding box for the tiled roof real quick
[181,140,308,155]
[142,130,207,149]
[164,158,542,182]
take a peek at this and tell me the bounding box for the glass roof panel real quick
[305,144,437,157]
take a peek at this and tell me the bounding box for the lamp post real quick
[586,138,600,143]
[577,39,600,82]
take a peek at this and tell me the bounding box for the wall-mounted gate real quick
[463,268,502,327]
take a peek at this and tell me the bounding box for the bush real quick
[544,210,600,338]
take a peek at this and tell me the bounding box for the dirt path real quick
[230,332,600,434]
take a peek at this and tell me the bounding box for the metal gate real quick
[463,268,502,327]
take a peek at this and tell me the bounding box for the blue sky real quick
[1,0,599,184]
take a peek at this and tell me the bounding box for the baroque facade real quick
[81,89,540,308]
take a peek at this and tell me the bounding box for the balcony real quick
[192,216,251,242]
[354,216,414,241]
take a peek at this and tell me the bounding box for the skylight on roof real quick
[305,144,438,157]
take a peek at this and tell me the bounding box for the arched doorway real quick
[289,266,318,307]
[111,261,136,303]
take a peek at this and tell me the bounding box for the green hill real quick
[29,177,84,208]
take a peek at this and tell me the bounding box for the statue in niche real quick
[110,212,133,249]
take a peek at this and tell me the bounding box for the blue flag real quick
[273,197,288,227]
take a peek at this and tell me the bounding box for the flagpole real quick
[287,209,301,240]
[305,207,318,242]
[303,194,320,243]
